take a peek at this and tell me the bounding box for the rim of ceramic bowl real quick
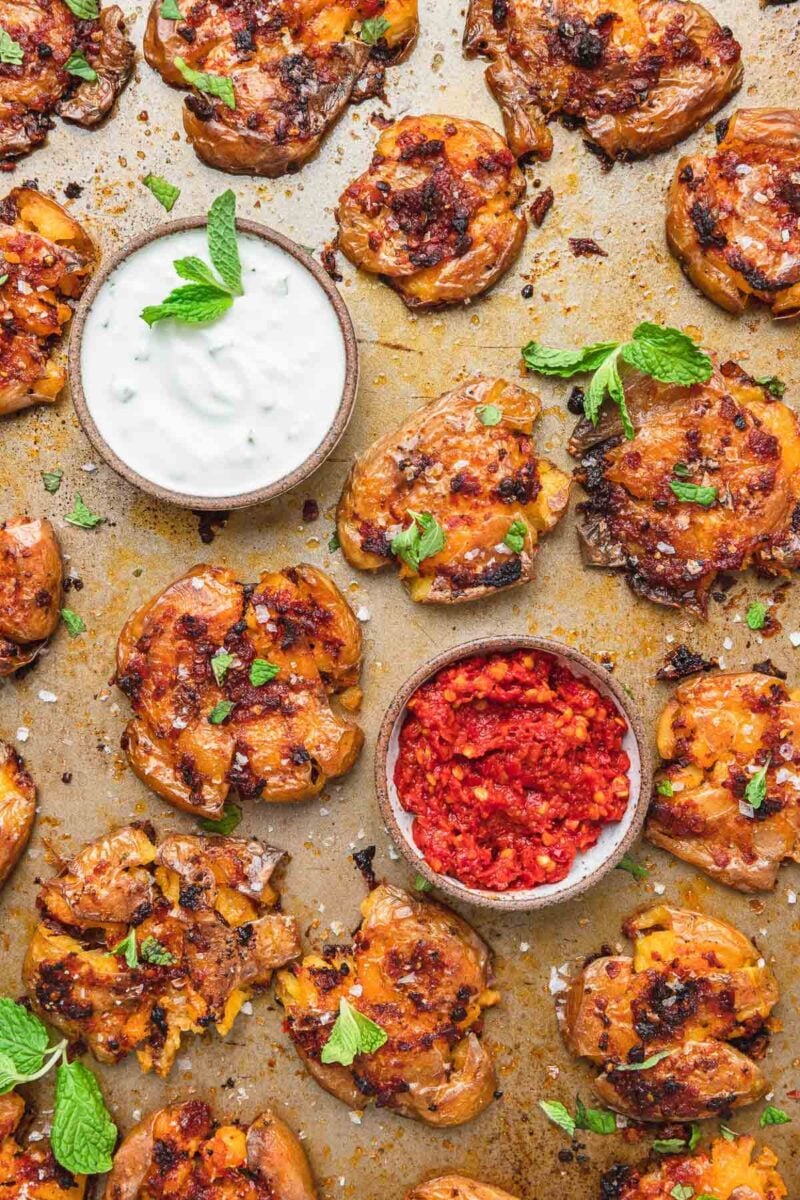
[375,634,652,911]
[68,216,359,511]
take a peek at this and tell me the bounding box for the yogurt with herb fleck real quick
[80,228,348,498]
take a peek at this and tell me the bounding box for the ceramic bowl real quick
[375,635,651,911]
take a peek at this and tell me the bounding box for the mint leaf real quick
[621,323,712,386]
[140,937,175,965]
[321,998,388,1066]
[141,284,233,327]
[174,256,226,289]
[110,929,138,968]
[746,758,770,809]
[160,0,182,16]
[756,376,786,399]
[62,0,99,17]
[207,190,243,295]
[657,779,674,796]
[328,531,341,553]
[670,1186,694,1200]
[539,1099,576,1138]
[0,999,48,1076]
[198,801,242,835]
[174,57,235,109]
[746,602,767,631]
[42,469,63,494]
[504,519,527,554]
[391,511,446,572]
[51,1060,117,1175]
[250,658,279,686]
[575,1097,616,1134]
[616,854,647,880]
[210,649,234,685]
[360,15,390,43]
[760,1105,790,1127]
[413,873,432,893]
[475,403,502,426]
[144,174,180,212]
[66,494,105,529]
[688,1122,701,1151]
[719,1125,737,1142]
[521,341,618,378]
[654,1138,689,1154]
[60,608,86,638]
[584,348,632,438]
[65,51,97,82]
[0,28,23,65]
[669,480,717,507]
[611,1050,672,1072]
[208,699,235,725]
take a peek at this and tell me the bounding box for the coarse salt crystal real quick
[790,631,800,647]
[349,983,363,997]
[356,606,371,622]
[38,690,57,703]
[191,577,203,591]
[723,637,733,650]
[754,191,768,203]
[548,966,568,995]
[81,462,98,473]
[739,800,755,819]
[15,727,29,743]
[348,1111,362,1125]
[788,890,797,905]
[782,229,791,243]
[241,1001,253,1015]
[656,541,675,555]
[653,882,666,895]
[388,845,400,861]
[519,941,530,952]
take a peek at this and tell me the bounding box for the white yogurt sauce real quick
[80,228,347,498]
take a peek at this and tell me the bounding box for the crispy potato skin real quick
[115,564,363,819]
[463,0,742,163]
[0,189,97,416]
[646,672,800,891]
[559,905,777,1120]
[104,1100,316,1200]
[337,377,570,603]
[606,1136,787,1200]
[0,516,62,675]
[406,1180,519,1200]
[667,109,800,317]
[23,825,301,1077]
[0,0,132,161]
[336,116,526,308]
[0,1091,86,1200]
[276,884,501,1126]
[144,0,418,176]
[0,742,35,889]
[569,361,800,615]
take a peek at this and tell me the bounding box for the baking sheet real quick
[1,1,800,1196]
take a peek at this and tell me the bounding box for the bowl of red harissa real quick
[375,636,651,911]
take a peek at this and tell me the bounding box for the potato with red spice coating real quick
[560,905,778,1120]
[0,741,35,889]
[407,1180,519,1200]
[463,0,742,163]
[667,109,800,317]
[603,1135,786,1200]
[0,1091,86,1200]
[336,116,527,308]
[0,515,62,676]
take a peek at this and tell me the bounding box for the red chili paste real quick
[394,649,631,891]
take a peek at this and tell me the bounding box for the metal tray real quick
[1,1,799,1196]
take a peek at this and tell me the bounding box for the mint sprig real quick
[522,323,712,441]
[0,28,23,65]
[391,511,446,573]
[143,173,180,212]
[320,998,387,1067]
[174,56,235,110]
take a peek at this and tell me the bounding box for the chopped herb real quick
[211,649,233,685]
[250,658,279,686]
[328,531,341,553]
[616,854,648,880]
[653,1139,689,1154]
[42,469,63,494]
[745,757,770,810]
[0,29,23,66]
[60,609,86,638]
[65,51,97,81]
[670,1186,694,1200]
[760,1105,791,1127]
[109,929,138,968]
[672,461,691,478]
[574,1097,616,1135]
[746,602,767,631]
[143,173,181,212]
[62,0,99,17]
[475,403,502,426]
[159,0,183,16]
[504,519,527,554]
[413,874,432,893]
[688,1122,701,1151]
[208,700,235,725]
[539,1099,576,1138]
[65,494,105,529]
[719,1125,737,1142]
[669,480,717,507]
[174,56,235,109]
[756,376,786,399]
[360,15,390,43]
[198,801,242,835]
[140,937,175,965]
[320,998,388,1066]
[390,511,446,573]
[656,779,674,796]
[612,1049,672,1073]
[0,275,7,287]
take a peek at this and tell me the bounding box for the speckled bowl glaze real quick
[375,635,652,911]
[68,217,358,511]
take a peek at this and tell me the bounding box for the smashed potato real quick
[116,564,363,818]
[337,377,570,603]
[105,1101,315,1200]
[667,108,800,317]
[0,515,62,675]
[277,883,500,1126]
[407,1180,519,1200]
[0,1091,85,1200]
[336,116,527,308]
[23,825,301,1077]
[0,741,35,889]
[560,905,777,1120]
[464,0,742,163]
[604,1135,786,1200]
[647,672,800,891]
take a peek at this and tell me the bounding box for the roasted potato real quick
[0,741,35,888]
[463,0,742,163]
[646,672,800,891]
[406,1179,519,1200]
[603,1135,786,1200]
[0,189,97,416]
[144,0,418,176]
[337,116,526,308]
[0,515,62,674]
[337,377,570,603]
[0,1090,86,1200]
[559,905,777,1120]
[569,360,800,616]
[23,825,301,1077]
[667,109,800,317]
[277,883,501,1126]
[104,1100,315,1200]
[0,1,133,162]
[115,563,363,819]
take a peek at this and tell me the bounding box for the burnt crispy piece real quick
[116,563,363,818]
[0,189,97,416]
[646,672,800,891]
[569,362,800,616]
[0,742,35,889]
[559,905,777,1120]
[337,377,570,603]
[336,115,527,308]
[105,1100,316,1200]
[0,1091,86,1200]
[463,0,742,163]
[0,0,133,162]
[407,1180,519,1200]
[276,883,501,1126]
[23,825,301,1077]
[667,108,800,317]
[0,515,62,675]
[605,1135,787,1200]
[144,0,418,176]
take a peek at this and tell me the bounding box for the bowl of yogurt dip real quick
[69,209,358,509]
